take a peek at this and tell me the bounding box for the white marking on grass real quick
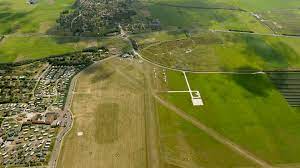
[167,91,191,93]
[183,71,204,106]
[165,71,204,106]
[77,132,83,136]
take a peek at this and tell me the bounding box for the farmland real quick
[0,36,128,63]
[233,0,300,11]
[146,3,270,33]
[0,0,75,34]
[147,0,300,11]
[0,0,91,63]
[259,10,300,35]
[0,36,86,63]
[269,72,300,107]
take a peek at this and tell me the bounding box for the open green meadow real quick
[259,10,300,35]
[0,36,128,63]
[0,0,75,34]
[142,0,300,36]
[145,2,270,33]
[148,0,300,11]
[156,101,257,168]
[141,32,300,71]
[132,31,187,48]
[0,36,90,63]
[160,71,300,164]
[233,0,300,11]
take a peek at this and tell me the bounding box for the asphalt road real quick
[48,74,77,168]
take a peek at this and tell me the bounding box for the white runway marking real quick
[183,72,204,106]
[167,91,191,93]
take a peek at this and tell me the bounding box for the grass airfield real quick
[2,0,300,167]
[58,55,300,167]
[58,57,149,168]
[154,70,300,165]
[141,32,300,71]
[156,102,257,168]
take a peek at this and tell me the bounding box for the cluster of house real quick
[0,103,27,117]
[0,64,81,167]
[35,65,81,109]
[56,0,161,36]
[0,119,56,166]
[0,76,36,103]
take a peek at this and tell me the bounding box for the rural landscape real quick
[1,0,300,168]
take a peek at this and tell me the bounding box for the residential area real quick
[0,48,109,167]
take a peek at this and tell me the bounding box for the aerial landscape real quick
[1,0,300,167]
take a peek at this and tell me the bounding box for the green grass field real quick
[142,32,300,71]
[0,0,75,34]
[148,0,300,11]
[160,72,300,164]
[146,3,270,33]
[233,0,300,11]
[156,101,257,168]
[0,36,128,63]
[260,10,300,35]
[143,0,300,37]
[0,36,89,63]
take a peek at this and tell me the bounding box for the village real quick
[0,48,109,167]
[55,0,161,36]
